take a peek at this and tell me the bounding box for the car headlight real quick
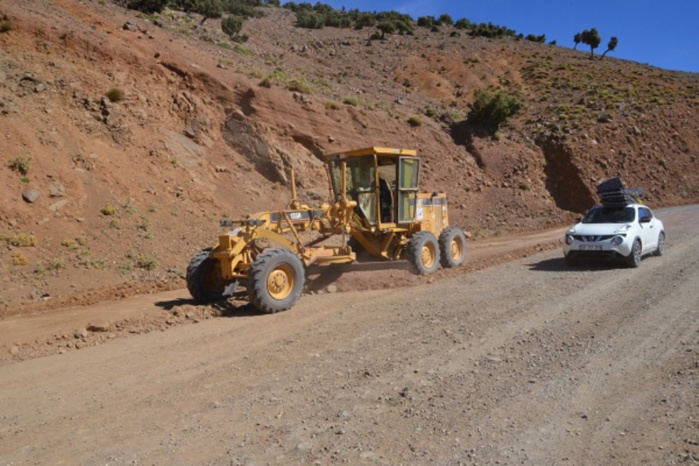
[611,236,624,246]
[565,234,573,245]
[614,225,632,234]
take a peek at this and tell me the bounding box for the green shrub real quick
[267,68,288,83]
[438,14,453,26]
[12,252,28,266]
[288,78,312,94]
[342,96,358,106]
[407,115,423,127]
[0,21,13,33]
[469,22,517,39]
[325,101,341,110]
[9,157,30,175]
[233,44,254,55]
[138,216,150,231]
[192,0,224,23]
[221,15,244,39]
[225,0,263,18]
[137,255,158,270]
[61,238,79,250]
[525,33,544,43]
[49,258,65,271]
[353,12,375,29]
[324,10,351,28]
[376,20,396,38]
[296,10,324,29]
[101,204,117,216]
[467,88,523,133]
[1,233,36,247]
[117,262,133,275]
[454,18,471,30]
[423,106,437,118]
[126,0,168,14]
[92,258,108,270]
[417,16,436,28]
[105,88,124,102]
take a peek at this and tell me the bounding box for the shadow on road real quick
[528,257,623,272]
[304,260,409,293]
[155,259,411,317]
[305,264,346,293]
[154,297,261,317]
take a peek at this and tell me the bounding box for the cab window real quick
[397,157,419,223]
[328,157,377,225]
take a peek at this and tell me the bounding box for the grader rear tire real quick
[407,231,440,275]
[248,248,305,314]
[186,248,226,304]
[439,227,467,268]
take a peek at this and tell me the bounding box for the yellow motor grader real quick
[187,147,467,313]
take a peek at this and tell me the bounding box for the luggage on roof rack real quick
[596,176,644,207]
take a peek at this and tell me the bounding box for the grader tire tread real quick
[248,248,305,314]
[186,247,226,304]
[438,227,467,268]
[407,231,440,275]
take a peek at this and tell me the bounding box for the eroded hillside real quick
[0,0,697,312]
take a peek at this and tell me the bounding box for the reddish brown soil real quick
[0,0,697,315]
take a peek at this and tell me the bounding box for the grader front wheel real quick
[407,231,440,275]
[187,248,226,304]
[248,248,305,314]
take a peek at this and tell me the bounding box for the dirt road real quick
[1,207,697,465]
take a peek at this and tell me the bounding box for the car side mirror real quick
[640,216,651,223]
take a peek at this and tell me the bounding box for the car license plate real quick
[579,244,602,251]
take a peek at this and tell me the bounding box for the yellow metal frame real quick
[209,147,450,281]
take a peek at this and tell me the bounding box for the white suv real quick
[563,203,665,267]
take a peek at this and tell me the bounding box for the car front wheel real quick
[626,239,642,268]
[654,231,666,256]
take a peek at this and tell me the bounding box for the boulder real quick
[22,189,40,203]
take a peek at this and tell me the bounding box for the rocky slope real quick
[0,0,697,312]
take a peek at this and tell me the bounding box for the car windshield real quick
[582,206,635,224]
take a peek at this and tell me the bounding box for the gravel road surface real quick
[0,206,697,465]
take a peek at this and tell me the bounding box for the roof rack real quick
[596,177,644,207]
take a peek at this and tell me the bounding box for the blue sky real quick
[305,0,698,73]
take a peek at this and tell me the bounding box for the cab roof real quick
[324,147,417,161]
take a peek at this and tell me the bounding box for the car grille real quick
[572,235,615,242]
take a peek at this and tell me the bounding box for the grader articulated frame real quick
[187,147,467,313]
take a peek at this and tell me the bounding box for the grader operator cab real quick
[187,147,467,313]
